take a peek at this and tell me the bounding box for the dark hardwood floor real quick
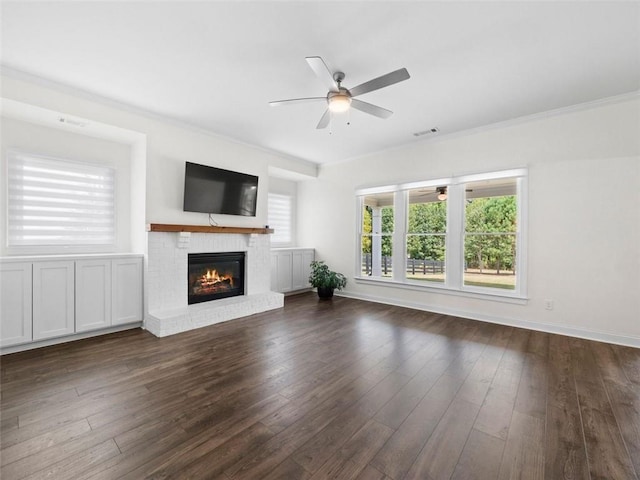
[1,293,639,479]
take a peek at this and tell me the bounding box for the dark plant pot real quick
[317,286,335,299]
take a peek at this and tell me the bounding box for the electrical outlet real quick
[544,299,554,311]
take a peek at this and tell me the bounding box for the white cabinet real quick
[275,251,293,292]
[0,255,143,350]
[76,257,143,332]
[0,263,33,347]
[271,248,314,293]
[112,257,143,325]
[33,261,75,340]
[76,259,112,333]
[292,249,314,291]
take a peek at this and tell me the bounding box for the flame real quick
[200,269,234,287]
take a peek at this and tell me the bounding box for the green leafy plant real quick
[308,260,347,290]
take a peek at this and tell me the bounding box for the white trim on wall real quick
[336,291,640,349]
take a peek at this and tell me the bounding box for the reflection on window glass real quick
[361,193,394,278]
[406,187,447,283]
[464,179,517,290]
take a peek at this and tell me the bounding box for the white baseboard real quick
[336,291,640,349]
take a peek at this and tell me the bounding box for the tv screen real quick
[183,162,258,217]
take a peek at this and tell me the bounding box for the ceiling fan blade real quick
[351,99,393,119]
[349,68,410,97]
[306,56,339,92]
[269,97,326,107]
[316,109,330,129]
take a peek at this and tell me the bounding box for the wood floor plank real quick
[498,411,546,480]
[291,371,410,473]
[262,458,313,480]
[451,429,505,480]
[404,397,481,479]
[144,420,276,479]
[308,419,394,480]
[544,335,590,480]
[355,464,393,480]
[23,439,120,480]
[119,393,290,479]
[514,352,548,419]
[369,373,465,479]
[1,419,91,467]
[0,293,638,480]
[571,339,638,480]
[224,370,399,479]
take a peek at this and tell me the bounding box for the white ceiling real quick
[1,1,639,165]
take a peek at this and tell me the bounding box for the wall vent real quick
[413,127,439,137]
[58,117,87,127]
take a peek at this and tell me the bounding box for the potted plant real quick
[308,260,347,299]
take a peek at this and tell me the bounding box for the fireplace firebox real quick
[188,252,245,305]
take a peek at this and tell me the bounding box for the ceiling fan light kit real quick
[269,56,410,129]
[328,91,351,113]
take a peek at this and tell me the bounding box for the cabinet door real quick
[33,261,75,340]
[0,263,33,347]
[291,250,306,290]
[276,251,293,292]
[302,250,315,288]
[76,260,112,333]
[270,253,279,292]
[112,258,143,325]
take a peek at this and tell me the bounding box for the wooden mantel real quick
[148,223,274,234]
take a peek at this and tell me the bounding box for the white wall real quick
[0,117,133,255]
[0,74,316,232]
[298,97,640,346]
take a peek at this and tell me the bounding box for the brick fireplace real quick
[145,229,283,337]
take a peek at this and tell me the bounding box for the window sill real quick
[353,276,528,305]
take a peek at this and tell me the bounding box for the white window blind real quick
[268,193,292,244]
[7,151,116,247]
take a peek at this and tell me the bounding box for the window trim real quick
[355,168,528,302]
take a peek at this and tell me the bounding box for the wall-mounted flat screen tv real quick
[183,162,258,217]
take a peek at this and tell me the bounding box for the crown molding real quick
[325,89,640,167]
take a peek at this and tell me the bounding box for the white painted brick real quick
[146,231,280,337]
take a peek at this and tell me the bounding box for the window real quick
[360,193,394,278]
[355,169,527,299]
[7,151,115,248]
[463,178,517,290]
[407,186,447,283]
[268,193,293,245]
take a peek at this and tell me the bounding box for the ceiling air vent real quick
[58,117,88,128]
[413,127,439,137]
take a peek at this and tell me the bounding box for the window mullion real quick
[392,190,406,282]
[446,183,463,290]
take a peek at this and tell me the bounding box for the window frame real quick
[354,168,528,302]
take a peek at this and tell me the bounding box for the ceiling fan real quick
[269,56,410,129]
[415,187,474,202]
